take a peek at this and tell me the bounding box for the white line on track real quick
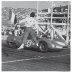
[2,54,70,64]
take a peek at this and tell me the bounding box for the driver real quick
[17,12,39,50]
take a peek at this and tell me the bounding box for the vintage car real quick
[7,32,67,52]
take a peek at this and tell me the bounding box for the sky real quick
[2,1,70,10]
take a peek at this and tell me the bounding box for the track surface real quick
[2,40,70,71]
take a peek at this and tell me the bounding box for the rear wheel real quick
[39,41,48,52]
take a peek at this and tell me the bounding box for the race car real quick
[7,33,67,52]
[6,9,68,52]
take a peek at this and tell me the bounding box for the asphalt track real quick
[2,40,70,71]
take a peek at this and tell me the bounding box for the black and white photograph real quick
[2,1,71,71]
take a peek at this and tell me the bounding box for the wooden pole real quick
[50,2,53,40]
[37,1,39,36]
[66,4,70,44]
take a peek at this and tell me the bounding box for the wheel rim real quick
[8,42,13,47]
[39,43,46,51]
[8,42,16,48]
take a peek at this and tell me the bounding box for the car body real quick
[6,33,67,52]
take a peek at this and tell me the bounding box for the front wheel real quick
[7,41,17,48]
[39,41,48,52]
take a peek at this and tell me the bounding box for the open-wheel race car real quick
[7,32,67,52]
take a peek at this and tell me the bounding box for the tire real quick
[39,41,48,52]
[7,41,17,48]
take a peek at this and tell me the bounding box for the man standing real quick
[14,24,21,36]
[17,12,39,50]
